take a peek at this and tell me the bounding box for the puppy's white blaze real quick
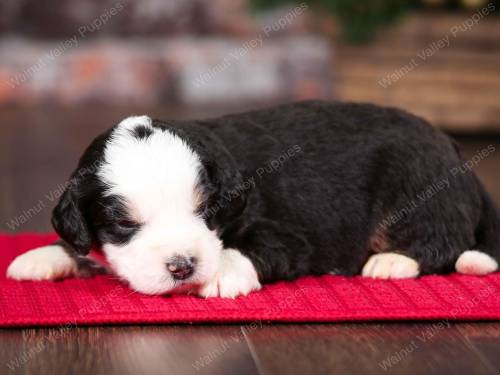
[198,249,261,298]
[362,252,420,279]
[99,115,204,219]
[455,250,498,275]
[6,245,77,281]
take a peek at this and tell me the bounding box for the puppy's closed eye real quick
[116,219,141,230]
[93,196,142,244]
[97,219,141,245]
[102,216,141,232]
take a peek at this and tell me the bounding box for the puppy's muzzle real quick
[166,255,196,280]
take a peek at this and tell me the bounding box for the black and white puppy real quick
[7,101,500,297]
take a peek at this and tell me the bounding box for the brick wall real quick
[0,0,333,107]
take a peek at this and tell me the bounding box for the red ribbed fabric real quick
[1,233,500,327]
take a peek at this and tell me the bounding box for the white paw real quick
[198,249,261,298]
[7,245,77,281]
[362,252,420,279]
[455,250,498,275]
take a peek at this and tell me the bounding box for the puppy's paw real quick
[7,245,77,281]
[455,250,498,275]
[362,252,419,279]
[198,249,261,298]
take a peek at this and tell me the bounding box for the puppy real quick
[7,101,500,297]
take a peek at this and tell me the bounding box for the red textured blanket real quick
[1,233,500,327]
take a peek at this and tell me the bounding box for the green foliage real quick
[324,0,414,43]
[250,0,418,43]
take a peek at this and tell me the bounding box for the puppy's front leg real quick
[198,248,261,298]
[7,240,106,281]
[198,219,320,298]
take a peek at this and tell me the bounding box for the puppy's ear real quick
[205,160,248,228]
[51,180,93,255]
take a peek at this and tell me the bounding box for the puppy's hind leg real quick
[456,181,500,276]
[361,227,420,279]
[362,252,420,279]
[455,250,498,275]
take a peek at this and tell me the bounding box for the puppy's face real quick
[51,116,247,295]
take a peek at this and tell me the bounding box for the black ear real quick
[204,160,249,229]
[51,181,93,255]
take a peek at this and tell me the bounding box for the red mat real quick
[1,233,500,327]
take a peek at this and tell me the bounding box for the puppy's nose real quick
[166,256,195,280]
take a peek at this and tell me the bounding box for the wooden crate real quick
[334,12,500,133]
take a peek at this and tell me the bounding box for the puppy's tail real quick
[455,179,500,275]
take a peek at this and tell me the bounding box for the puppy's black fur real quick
[52,100,500,283]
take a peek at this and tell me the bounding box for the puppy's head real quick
[51,116,247,294]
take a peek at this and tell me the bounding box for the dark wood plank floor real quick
[1,106,499,375]
[2,323,500,375]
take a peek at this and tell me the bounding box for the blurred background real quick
[0,0,499,232]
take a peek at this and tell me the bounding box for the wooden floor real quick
[1,106,500,375]
[1,323,500,375]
